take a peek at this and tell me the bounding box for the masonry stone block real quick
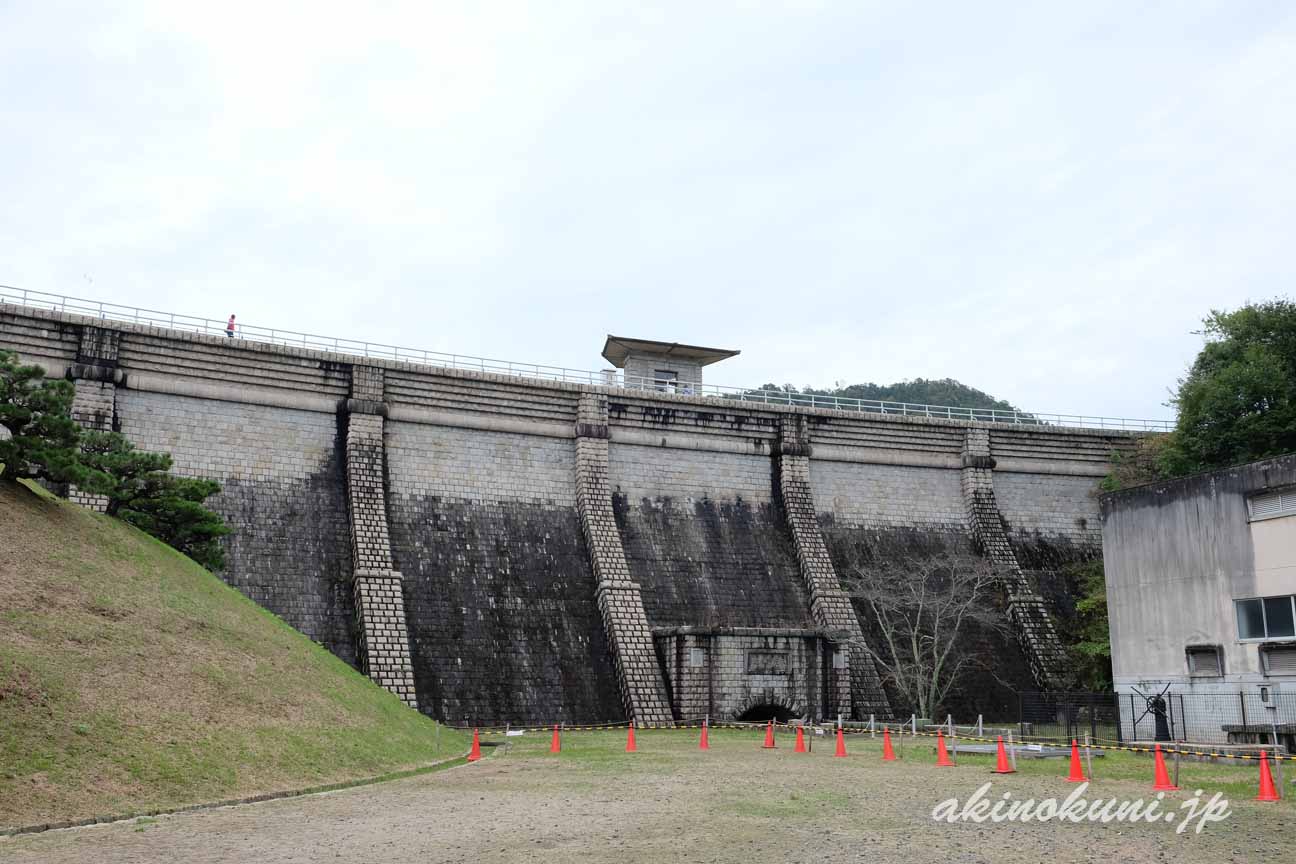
[961,428,1069,688]
[577,393,674,726]
[344,366,418,708]
[776,415,890,719]
[0,303,1141,725]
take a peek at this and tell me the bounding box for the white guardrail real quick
[0,285,1173,432]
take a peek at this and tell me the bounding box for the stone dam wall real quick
[1,303,1139,724]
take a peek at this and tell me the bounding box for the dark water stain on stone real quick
[390,496,622,726]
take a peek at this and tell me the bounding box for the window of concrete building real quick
[688,647,706,668]
[1237,599,1265,639]
[1185,646,1222,677]
[1264,597,1296,638]
[653,370,678,392]
[1236,595,1296,640]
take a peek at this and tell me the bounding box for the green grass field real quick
[490,723,1292,805]
[0,480,465,829]
[4,712,1291,862]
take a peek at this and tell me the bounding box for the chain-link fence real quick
[1018,691,1122,742]
[1118,690,1296,749]
[1018,690,1296,751]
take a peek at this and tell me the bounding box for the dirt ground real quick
[2,728,1291,863]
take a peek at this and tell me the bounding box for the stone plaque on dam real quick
[1,302,1141,724]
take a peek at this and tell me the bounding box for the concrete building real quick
[1101,455,1296,746]
[600,335,739,394]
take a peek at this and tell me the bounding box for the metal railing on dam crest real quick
[0,285,1174,432]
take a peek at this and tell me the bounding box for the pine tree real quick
[0,349,85,485]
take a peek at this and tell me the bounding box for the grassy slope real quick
[0,481,464,828]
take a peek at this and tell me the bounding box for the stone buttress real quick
[776,415,892,719]
[345,366,418,707]
[66,325,124,511]
[960,427,1068,688]
[574,393,674,725]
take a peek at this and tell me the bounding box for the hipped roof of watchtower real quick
[600,335,740,368]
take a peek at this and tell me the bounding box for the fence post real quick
[1271,714,1285,797]
[1007,731,1017,771]
[1240,692,1247,730]
[911,714,917,735]
[977,714,983,738]
[1084,732,1094,780]
[870,714,875,738]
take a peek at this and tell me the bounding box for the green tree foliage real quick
[119,474,230,572]
[1161,299,1296,475]
[736,378,1022,415]
[79,431,175,517]
[79,431,229,570]
[1058,560,1112,690]
[1099,435,1170,492]
[1,352,230,570]
[806,378,1021,412]
[0,349,85,485]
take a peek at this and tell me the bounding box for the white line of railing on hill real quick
[0,285,1174,432]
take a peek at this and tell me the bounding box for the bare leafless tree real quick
[845,554,1009,721]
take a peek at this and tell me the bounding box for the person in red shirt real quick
[226,314,236,338]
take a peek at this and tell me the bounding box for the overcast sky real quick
[3,2,1294,421]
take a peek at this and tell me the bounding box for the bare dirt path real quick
[2,730,1290,863]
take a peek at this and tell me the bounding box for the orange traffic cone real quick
[834,727,847,757]
[1152,744,1177,790]
[1256,751,1280,802]
[763,720,776,749]
[1066,739,1087,782]
[468,728,482,762]
[794,726,806,753]
[935,730,955,767]
[699,721,709,751]
[882,727,897,761]
[550,724,561,754]
[992,735,1016,774]
[626,725,638,753]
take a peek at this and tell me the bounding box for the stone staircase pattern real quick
[345,366,418,708]
[777,415,892,720]
[960,427,1068,688]
[574,393,674,726]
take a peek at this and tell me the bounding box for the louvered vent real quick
[1249,489,1296,521]
[1186,646,1222,677]
[1262,646,1296,676]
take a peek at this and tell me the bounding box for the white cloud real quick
[2,1,1293,420]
